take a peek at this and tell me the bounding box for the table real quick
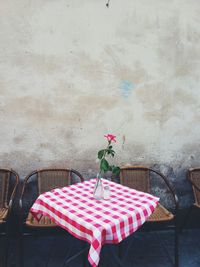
[30,178,159,267]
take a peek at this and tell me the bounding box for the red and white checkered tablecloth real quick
[30,178,159,267]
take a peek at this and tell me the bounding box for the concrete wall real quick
[1,0,200,207]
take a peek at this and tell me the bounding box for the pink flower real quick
[104,134,116,143]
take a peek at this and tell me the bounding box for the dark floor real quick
[1,228,200,267]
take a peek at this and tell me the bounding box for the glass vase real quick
[93,174,103,200]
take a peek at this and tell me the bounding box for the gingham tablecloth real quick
[30,178,159,267]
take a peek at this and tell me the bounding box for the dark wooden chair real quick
[0,168,19,267]
[19,168,85,267]
[119,166,179,267]
[180,168,200,230]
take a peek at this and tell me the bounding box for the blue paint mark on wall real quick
[120,80,134,98]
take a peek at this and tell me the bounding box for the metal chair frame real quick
[19,168,85,267]
[119,166,179,267]
[180,168,200,231]
[0,168,19,267]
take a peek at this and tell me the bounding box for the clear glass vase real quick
[93,174,103,200]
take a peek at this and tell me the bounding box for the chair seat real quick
[0,208,8,223]
[26,212,57,228]
[147,203,174,222]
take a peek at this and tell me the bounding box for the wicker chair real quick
[119,166,179,267]
[19,168,84,267]
[188,168,200,208]
[181,168,200,230]
[0,169,19,267]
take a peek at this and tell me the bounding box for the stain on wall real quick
[120,80,134,98]
[0,0,200,208]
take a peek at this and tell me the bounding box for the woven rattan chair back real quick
[38,169,71,194]
[120,167,150,193]
[0,171,10,209]
[188,168,200,206]
[20,168,84,216]
[19,168,83,267]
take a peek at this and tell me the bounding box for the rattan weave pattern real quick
[0,208,8,223]
[190,170,200,206]
[120,166,174,223]
[147,203,174,222]
[0,171,10,209]
[26,212,57,228]
[38,170,70,194]
[23,168,83,228]
[120,168,150,193]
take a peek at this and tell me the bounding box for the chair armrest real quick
[151,169,179,214]
[19,186,25,224]
[189,179,200,192]
[19,170,38,223]
[7,198,13,219]
[7,169,19,218]
[187,170,200,192]
[71,169,84,182]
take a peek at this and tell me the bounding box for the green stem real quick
[100,141,111,174]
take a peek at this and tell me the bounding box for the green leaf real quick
[112,166,120,175]
[108,145,113,149]
[107,149,115,157]
[98,150,105,159]
[100,158,109,172]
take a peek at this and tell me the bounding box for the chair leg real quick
[175,220,179,267]
[45,237,56,267]
[179,205,194,233]
[5,235,9,267]
[18,234,24,267]
[0,234,8,267]
[5,221,11,267]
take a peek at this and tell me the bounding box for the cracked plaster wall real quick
[0,0,200,207]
